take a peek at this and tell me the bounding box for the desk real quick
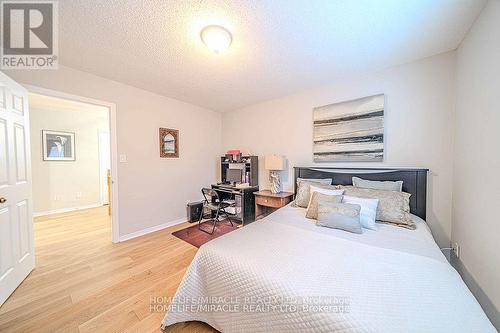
[254,190,294,219]
[211,184,259,225]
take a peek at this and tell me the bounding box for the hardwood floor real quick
[0,207,217,333]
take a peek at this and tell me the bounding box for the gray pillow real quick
[352,176,403,192]
[294,181,336,208]
[305,192,342,219]
[316,202,363,234]
[297,178,332,185]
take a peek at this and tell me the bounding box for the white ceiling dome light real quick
[200,25,232,54]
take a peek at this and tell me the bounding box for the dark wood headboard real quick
[294,167,428,220]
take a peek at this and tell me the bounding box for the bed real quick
[161,168,495,332]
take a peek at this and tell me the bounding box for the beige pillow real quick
[294,182,338,208]
[340,186,415,229]
[305,192,342,219]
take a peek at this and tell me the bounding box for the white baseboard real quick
[33,203,104,217]
[119,218,186,242]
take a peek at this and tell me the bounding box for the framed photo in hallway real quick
[159,128,179,158]
[42,130,76,161]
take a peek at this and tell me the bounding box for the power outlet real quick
[452,242,461,258]
[76,192,82,199]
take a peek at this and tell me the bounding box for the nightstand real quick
[254,190,294,220]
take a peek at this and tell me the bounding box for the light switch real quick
[119,154,127,163]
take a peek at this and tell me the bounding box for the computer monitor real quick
[226,169,242,184]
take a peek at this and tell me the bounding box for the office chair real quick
[199,188,235,234]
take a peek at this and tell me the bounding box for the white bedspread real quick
[162,205,495,332]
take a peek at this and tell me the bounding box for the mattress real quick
[269,204,445,262]
[161,205,495,332]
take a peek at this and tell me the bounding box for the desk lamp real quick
[265,155,285,194]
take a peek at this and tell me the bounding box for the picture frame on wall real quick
[313,94,385,162]
[159,128,179,158]
[42,130,76,161]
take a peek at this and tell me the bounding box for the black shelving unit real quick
[220,156,258,186]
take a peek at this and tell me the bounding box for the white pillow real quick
[307,185,344,210]
[342,195,379,230]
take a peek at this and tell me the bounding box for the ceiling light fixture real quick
[200,25,232,54]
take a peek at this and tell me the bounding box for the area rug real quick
[172,219,240,248]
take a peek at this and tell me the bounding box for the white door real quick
[98,130,110,205]
[0,72,34,307]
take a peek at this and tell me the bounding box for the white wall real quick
[4,65,221,238]
[29,98,109,215]
[222,52,456,248]
[453,0,500,326]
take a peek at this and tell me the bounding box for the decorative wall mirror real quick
[159,128,179,158]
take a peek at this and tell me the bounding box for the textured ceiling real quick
[58,0,486,112]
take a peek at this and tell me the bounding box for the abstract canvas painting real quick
[313,94,384,162]
[42,130,75,161]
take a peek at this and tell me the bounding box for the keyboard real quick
[217,184,235,189]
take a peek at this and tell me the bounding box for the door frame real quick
[97,129,111,206]
[23,85,120,243]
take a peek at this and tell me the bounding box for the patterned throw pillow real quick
[294,181,337,208]
[305,192,343,219]
[340,186,414,229]
[316,202,363,234]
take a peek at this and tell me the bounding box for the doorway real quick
[25,86,120,242]
[0,73,120,308]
